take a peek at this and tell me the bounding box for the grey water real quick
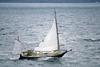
[0,3,100,67]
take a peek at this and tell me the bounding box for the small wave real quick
[0,51,11,53]
[0,28,4,31]
[0,58,9,61]
[37,57,59,62]
[37,57,52,61]
[84,39,100,42]
[96,32,100,35]
[0,54,8,55]
[0,33,6,35]
[0,57,19,61]
[10,58,19,60]
[9,55,20,60]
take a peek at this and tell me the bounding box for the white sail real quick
[34,18,58,52]
[12,39,22,54]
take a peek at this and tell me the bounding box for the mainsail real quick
[12,38,22,54]
[34,10,59,52]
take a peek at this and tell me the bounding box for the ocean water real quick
[0,3,100,67]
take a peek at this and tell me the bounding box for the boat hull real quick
[19,50,68,59]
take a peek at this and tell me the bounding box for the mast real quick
[54,9,60,51]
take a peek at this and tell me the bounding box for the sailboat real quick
[19,9,72,59]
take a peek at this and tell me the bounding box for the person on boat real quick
[27,50,32,56]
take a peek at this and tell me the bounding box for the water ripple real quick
[84,39,100,42]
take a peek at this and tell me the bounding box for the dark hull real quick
[19,50,68,59]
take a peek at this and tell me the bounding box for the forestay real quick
[12,39,22,54]
[34,18,58,52]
